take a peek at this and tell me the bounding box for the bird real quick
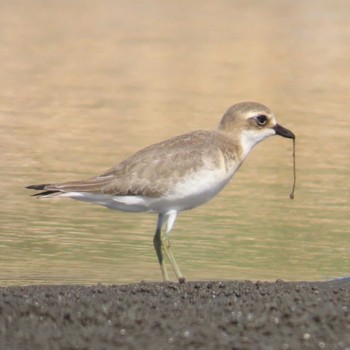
[27,102,295,283]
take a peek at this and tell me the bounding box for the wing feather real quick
[28,130,235,198]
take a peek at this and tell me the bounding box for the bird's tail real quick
[26,184,60,198]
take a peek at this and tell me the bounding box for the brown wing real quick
[32,130,224,198]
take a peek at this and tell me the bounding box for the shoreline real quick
[0,279,349,349]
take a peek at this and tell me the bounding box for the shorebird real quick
[27,102,295,283]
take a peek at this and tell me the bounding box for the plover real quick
[27,102,295,283]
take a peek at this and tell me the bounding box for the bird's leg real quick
[161,235,185,283]
[153,214,169,281]
[161,211,185,283]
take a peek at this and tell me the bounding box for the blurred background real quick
[1,0,349,285]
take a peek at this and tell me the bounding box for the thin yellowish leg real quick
[153,215,169,281]
[161,234,185,283]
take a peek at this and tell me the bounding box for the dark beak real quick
[273,124,295,139]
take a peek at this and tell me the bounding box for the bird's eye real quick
[256,115,268,126]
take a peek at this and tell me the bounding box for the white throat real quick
[240,129,275,159]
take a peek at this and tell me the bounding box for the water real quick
[1,0,349,285]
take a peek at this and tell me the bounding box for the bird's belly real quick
[148,167,236,213]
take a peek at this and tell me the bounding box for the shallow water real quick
[1,0,349,285]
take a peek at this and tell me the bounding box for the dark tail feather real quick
[26,184,51,190]
[26,184,60,197]
[32,190,60,197]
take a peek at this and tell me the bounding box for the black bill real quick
[273,124,295,139]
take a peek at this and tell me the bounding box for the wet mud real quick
[0,280,349,349]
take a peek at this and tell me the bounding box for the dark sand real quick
[0,280,349,349]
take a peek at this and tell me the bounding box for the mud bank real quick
[0,280,349,349]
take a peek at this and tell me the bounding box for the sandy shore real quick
[0,280,349,349]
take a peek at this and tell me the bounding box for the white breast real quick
[146,162,240,213]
